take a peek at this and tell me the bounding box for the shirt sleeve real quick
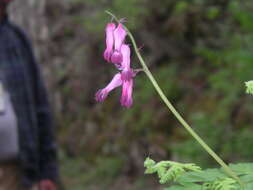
[13,25,60,184]
[31,52,59,183]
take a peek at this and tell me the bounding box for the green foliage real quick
[203,178,237,190]
[144,158,253,190]
[144,158,201,184]
[245,81,253,95]
[164,184,202,190]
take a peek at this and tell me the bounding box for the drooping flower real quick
[96,43,135,108]
[103,22,127,68]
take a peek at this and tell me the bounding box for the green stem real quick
[105,11,243,187]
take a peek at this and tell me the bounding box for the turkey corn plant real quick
[98,11,253,190]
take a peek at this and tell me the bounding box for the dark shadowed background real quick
[9,0,253,189]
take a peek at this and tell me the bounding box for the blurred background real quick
[9,0,253,189]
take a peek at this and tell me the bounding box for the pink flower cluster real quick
[95,22,135,108]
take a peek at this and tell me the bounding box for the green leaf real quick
[160,165,185,184]
[144,157,156,168]
[203,177,237,190]
[239,174,253,183]
[229,163,253,174]
[192,168,226,181]
[245,81,253,95]
[164,184,202,190]
[144,158,201,184]
[245,181,253,190]
[178,171,210,184]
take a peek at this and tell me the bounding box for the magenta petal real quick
[103,49,112,62]
[121,69,134,81]
[95,89,108,102]
[103,23,116,62]
[113,23,127,52]
[120,79,133,108]
[105,73,123,91]
[111,51,123,64]
[95,73,123,102]
[120,44,131,70]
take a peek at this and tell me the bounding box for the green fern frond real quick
[229,163,253,175]
[203,177,237,190]
[144,157,157,174]
[144,158,202,184]
[245,80,253,95]
[160,163,185,183]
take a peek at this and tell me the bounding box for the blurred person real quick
[0,0,59,190]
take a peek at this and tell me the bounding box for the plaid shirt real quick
[0,15,59,187]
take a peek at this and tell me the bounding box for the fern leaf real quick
[203,177,237,190]
[245,81,253,95]
[144,157,157,174]
[160,164,185,184]
[182,163,202,172]
[229,163,253,175]
[144,158,202,184]
[165,184,202,190]
[214,178,237,190]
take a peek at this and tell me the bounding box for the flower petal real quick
[120,44,131,70]
[113,23,127,51]
[95,89,109,102]
[120,79,133,108]
[111,50,123,65]
[103,23,116,62]
[121,69,134,81]
[95,73,122,102]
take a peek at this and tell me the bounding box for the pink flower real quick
[95,73,134,108]
[96,43,135,108]
[103,23,127,67]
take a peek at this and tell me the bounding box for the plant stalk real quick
[105,10,243,187]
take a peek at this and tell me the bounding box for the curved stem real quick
[105,11,243,186]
